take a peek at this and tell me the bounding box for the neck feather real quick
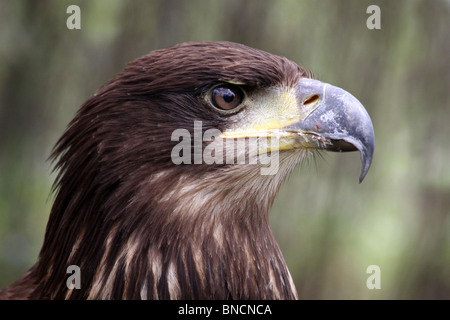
[24,153,305,299]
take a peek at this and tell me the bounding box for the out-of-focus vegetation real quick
[0,0,448,299]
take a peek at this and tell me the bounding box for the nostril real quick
[304,95,319,105]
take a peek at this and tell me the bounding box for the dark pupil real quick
[222,89,235,103]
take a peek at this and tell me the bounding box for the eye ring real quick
[208,84,246,113]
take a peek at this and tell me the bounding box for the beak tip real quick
[359,168,370,183]
[358,144,374,184]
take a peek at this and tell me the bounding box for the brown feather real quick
[0,42,309,300]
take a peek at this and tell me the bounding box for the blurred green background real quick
[0,0,449,299]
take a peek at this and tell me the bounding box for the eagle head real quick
[1,42,374,300]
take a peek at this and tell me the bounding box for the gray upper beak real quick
[287,78,375,183]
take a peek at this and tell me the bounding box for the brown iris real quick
[211,85,244,111]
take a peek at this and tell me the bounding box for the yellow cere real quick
[220,87,302,139]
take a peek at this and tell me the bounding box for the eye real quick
[210,85,245,111]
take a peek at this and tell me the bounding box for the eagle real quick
[0,41,374,300]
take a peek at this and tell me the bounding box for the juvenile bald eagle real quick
[0,42,374,300]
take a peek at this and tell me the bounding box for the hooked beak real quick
[285,78,375,182]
